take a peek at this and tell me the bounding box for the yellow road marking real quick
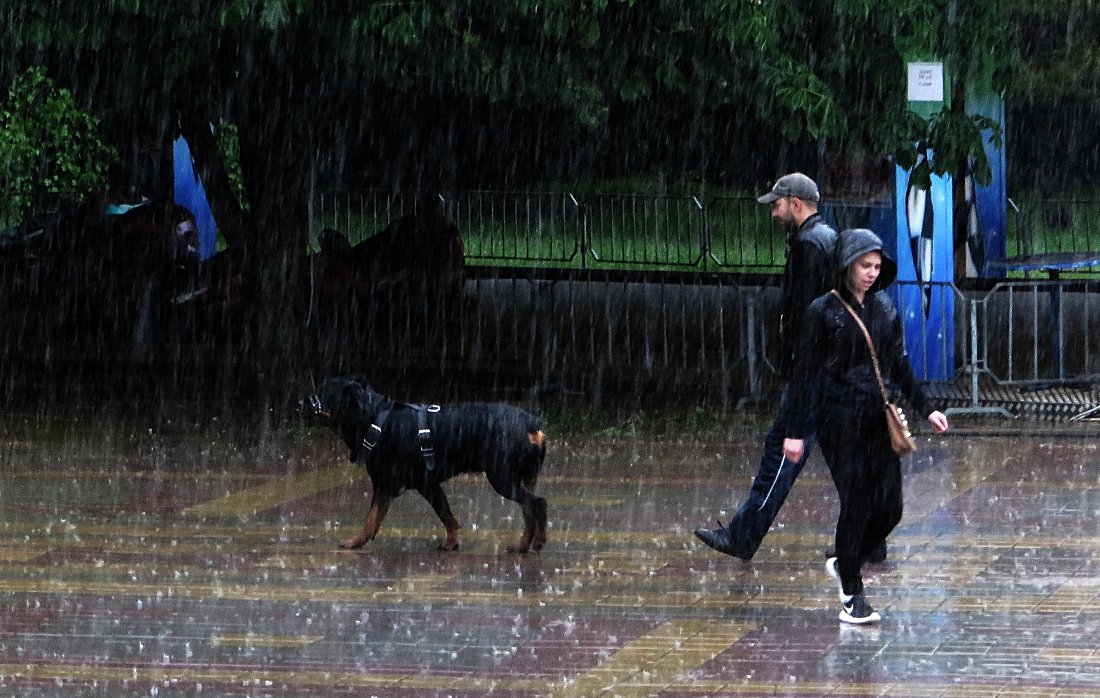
[551,496,624,506]
[0,574,750,610]
[182,466,363,518]
[394,573,458,591]
[2,555,1092,616]
[0,657,1087,697]
[0,546,42,562]
[211,634,322,648]
[545,619,753,697]
[0,661,1078,696]
[1,523,1097,561]
[561,550,670,580]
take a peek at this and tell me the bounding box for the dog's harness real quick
[355,401,441,473]
[356,405,392,462]
[413,404,441,471]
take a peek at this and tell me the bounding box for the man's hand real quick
[783,438,804,463]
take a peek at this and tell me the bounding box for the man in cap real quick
[695,172,885,563]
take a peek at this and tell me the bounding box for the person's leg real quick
[822,416,890,564]
[821,414,883,624]
[824,437,869,598]
[862,440,904,562]
[695,385,816,559]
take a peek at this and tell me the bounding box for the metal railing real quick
[314,189,893,273]
[973,279,1099,384]
[450,190,582,264]
[1008,198,1100,259]
[307,189,1099,414]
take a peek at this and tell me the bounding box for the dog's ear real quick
[312,378,346,409]
[350,383,375,412]
[349,374,372,389]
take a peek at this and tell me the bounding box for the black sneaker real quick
[839,595,881,625]
[693,524,753,561]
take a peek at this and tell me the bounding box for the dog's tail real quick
[528,429,545,450]
[527,427,547,469]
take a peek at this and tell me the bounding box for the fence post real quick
[945,293,1012,418]
[571,193,587,270]
[695,196,709,272]
[736,288,771,409]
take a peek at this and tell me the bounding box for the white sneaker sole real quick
[840,608,882,625]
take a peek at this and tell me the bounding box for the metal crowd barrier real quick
[942,279,1100,419]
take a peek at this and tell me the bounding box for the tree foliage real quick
[0,66,115,223]
[1,1,1035,221]
[3,0,1096,353]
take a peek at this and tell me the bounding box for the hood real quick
[838,228,897,293]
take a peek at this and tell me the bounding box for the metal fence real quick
[298,273,1099,417]
[1008,198,1100,258]
[308,189,1100,415]
[314,190,893,273]
[971,279,1099,384]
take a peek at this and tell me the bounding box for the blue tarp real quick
[172,136,217,260]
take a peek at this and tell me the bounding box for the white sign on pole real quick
[907,62,944,102]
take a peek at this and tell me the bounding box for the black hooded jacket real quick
[785,230,932,439]
[778,212,838,378]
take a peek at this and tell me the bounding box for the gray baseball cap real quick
[756,172,821,204]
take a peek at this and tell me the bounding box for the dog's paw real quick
[338,536,368,550]
[438,540,460,552]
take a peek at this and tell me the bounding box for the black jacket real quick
[786,286,933,439]
[778,213,838,378]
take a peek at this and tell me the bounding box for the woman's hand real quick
[927,410,949,433]
[783,438,805,463]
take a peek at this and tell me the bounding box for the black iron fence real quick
[317,189,1100,279]
[314,190,895,274]
[1007,197,1100,258]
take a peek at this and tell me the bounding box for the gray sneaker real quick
[840,595,881,625]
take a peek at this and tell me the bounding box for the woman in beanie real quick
[783,228,949,625]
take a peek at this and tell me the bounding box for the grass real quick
[309,183,1100,277]
[1002,194,1100,278]
[315,189,785,274]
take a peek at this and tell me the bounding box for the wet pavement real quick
[1,414,1099,696]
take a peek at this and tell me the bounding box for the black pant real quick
[818,401,903,597]
[725,384,817,557]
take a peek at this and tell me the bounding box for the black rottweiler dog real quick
[303,377,548,552]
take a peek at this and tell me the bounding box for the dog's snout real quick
[299,393,330,423]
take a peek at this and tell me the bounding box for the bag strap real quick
[829,289,891,406]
